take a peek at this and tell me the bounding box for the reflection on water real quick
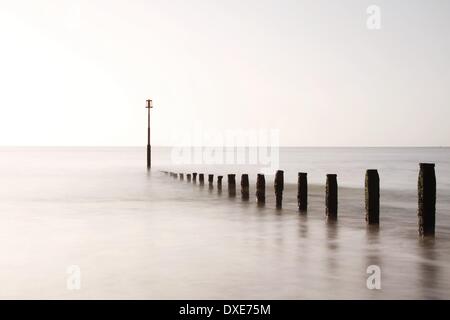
[418,238,440,299]
[298,214,308,239]
[0,147,449,299]
[326,221,339,281]
[365,226,382,269]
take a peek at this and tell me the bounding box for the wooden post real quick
[418,163,436,236]
[174,173,178,179]
[199,174,205,185]
[274,170,284,209]
[297,172,308,212]
[241,174,249,200]
[365,169,380,225]
[228,174,236,197]
[179,173,184,181]
[187,174,191,182]
[208,174,214,190]
[326,174,338,220]
[256,174,266,204]
[193,173,197,183]
[217,176,223,191]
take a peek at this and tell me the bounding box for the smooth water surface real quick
[0,147,449,299]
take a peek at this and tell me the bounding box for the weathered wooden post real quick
[365,169,380,225]
[187,174,192,182]
[179,173,184,181]
[241,174,249,200]
[193,173,197,183]
[217,176,223,192]
[208,174,214,189]
[418,163,436,236]
[274,170,284,209]
[297,172,308,212]
[256,174,266,205]
[199,174,205,186]
[326,174,338,220]
[228,174,236,197]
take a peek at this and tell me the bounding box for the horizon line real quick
[0,145,449,148]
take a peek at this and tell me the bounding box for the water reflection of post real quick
[419,238,439,299]
[326,220,339,250]
[326,220,339,273]
[298,214,308,239]
[365,226,382,296]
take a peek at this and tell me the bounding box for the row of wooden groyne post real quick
[162,163,436,237]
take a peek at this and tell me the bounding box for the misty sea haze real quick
[0,147,449,299]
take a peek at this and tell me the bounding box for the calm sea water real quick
[0,147,449,299]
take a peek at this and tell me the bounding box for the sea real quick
[0,147,449,299]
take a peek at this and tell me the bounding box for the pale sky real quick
[0,0,449,146]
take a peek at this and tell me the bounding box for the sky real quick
[0,0,449,146]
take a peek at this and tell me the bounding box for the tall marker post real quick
[146,99,153,169]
